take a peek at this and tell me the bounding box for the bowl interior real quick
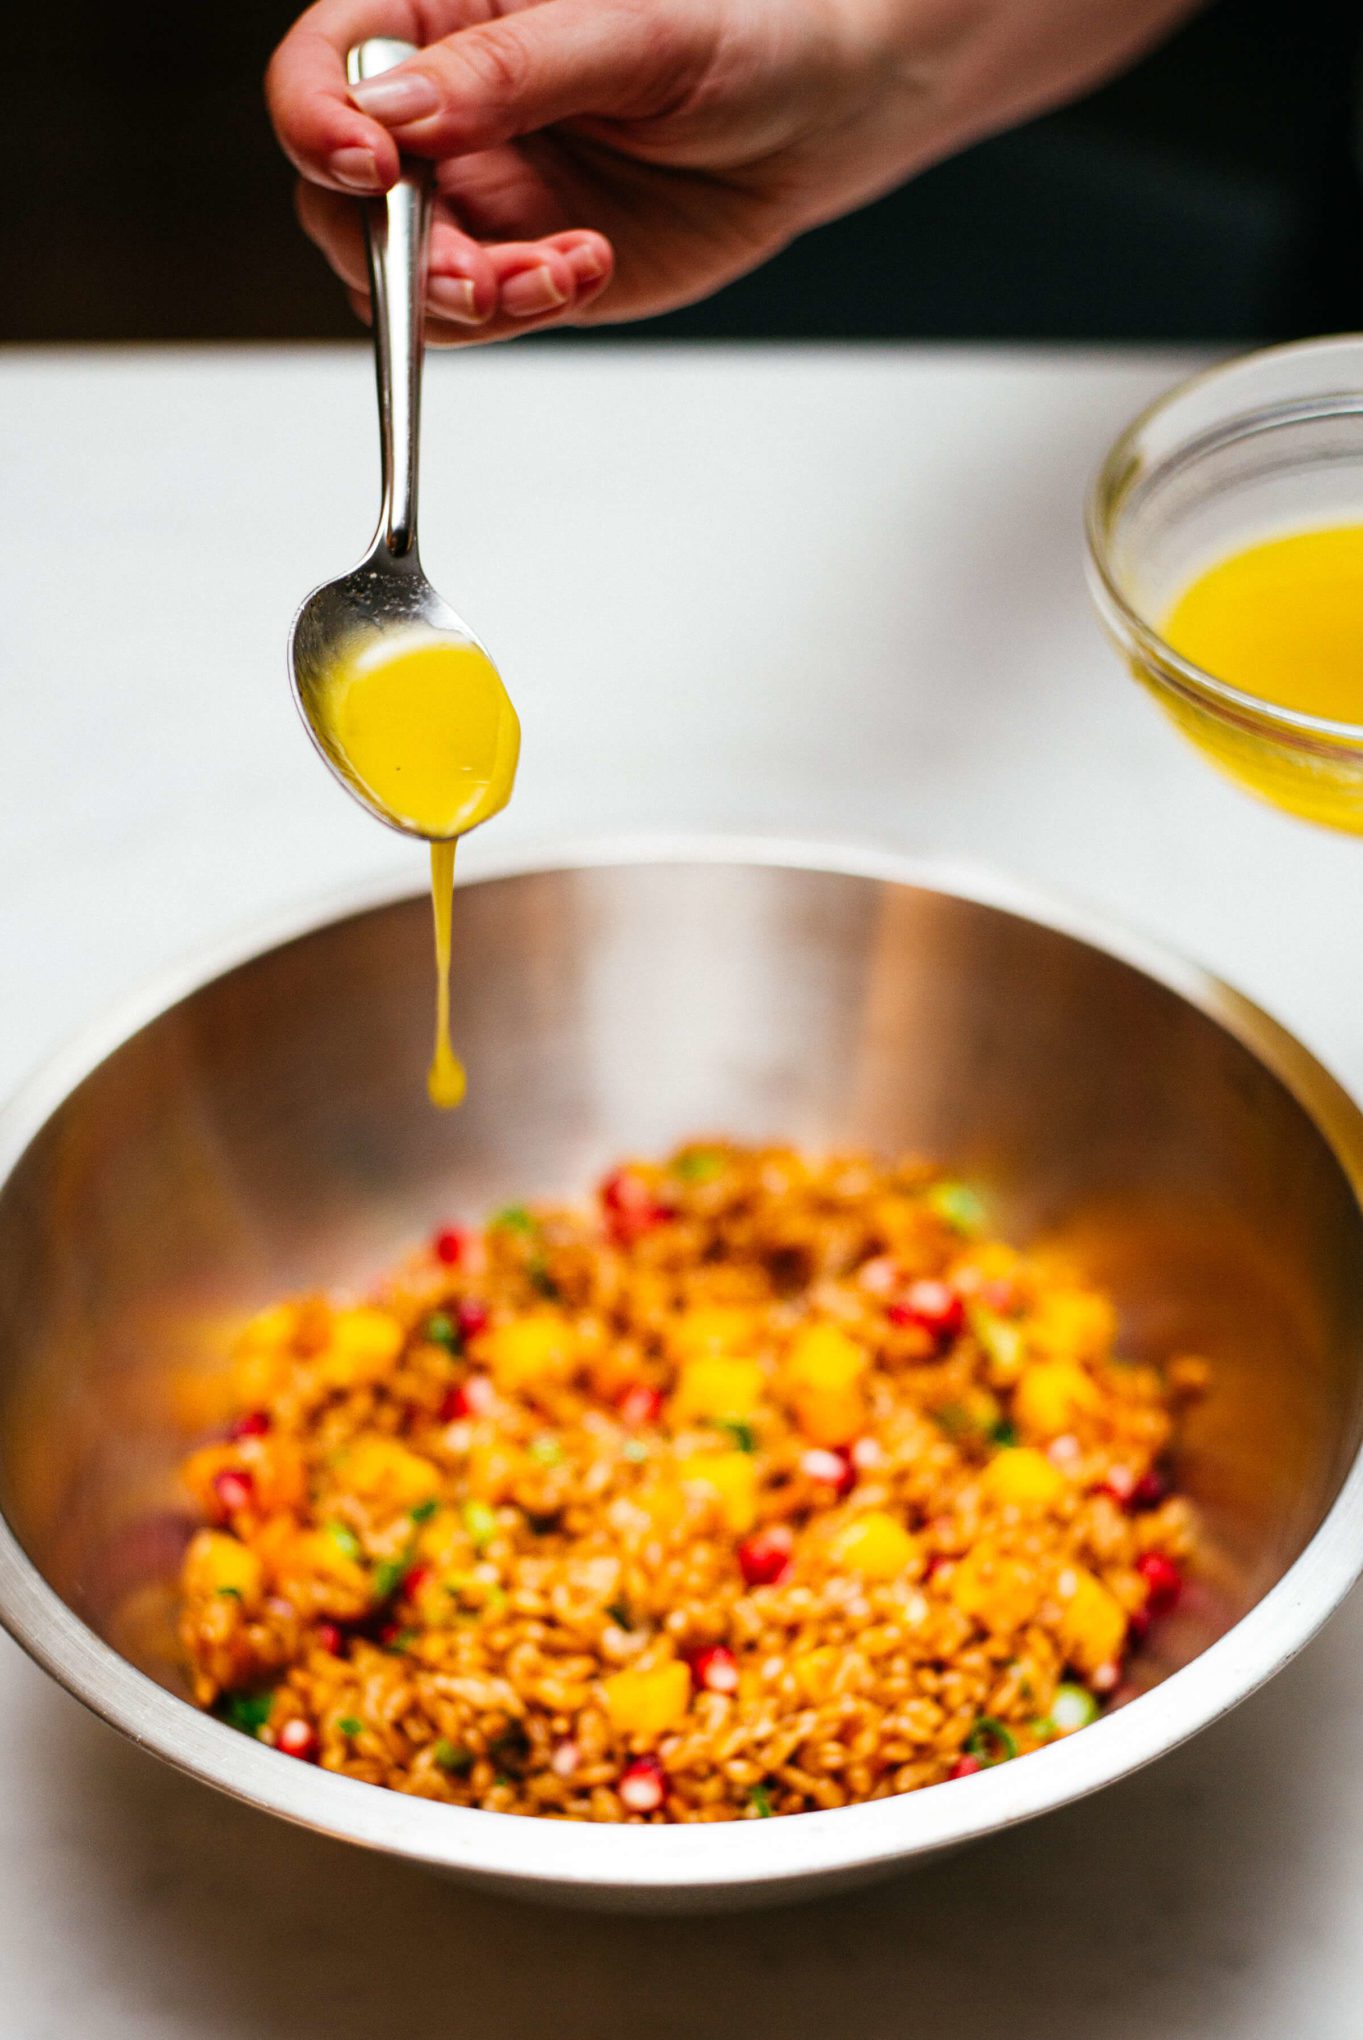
[1,857,1362,1731]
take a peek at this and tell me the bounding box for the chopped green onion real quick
[371,1554,410,1601]
[1048,1683,1100,1737]
[484,1584,508,1613]
[424,1312,460,1352]
[324,1520,362,1562]
[434,1739,474,1774]
[462,1499,497,1552]
[712,1417,756,1454]
[528,1434,564,1466]
[384,1627,418,1653]
[990,1419,1018,1448]
[215,1585,243,1601]
[749,1783,775,1817]
[964,1716,1018,1767]
[492,1205,538,1236]
[220,1690,273,1737]
[971,1306,1024,1376]
[672,1149,725,1184]
[529,1263,560,1300]
[928,1182,987,1236]
[410,1498,438,1524]
[605,1599,633,1630]
[337,1715,363,1738]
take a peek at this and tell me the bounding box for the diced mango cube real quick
[792,1645,839,1704]
[679,1450,759,1532]
[786,1324,868,1395]
[235,1302,299,1354]
[949,1544,1044,1634]
[485,1312,577,1391]
[1058,1566,1128,1673]
[601,1660,692,1740]
[831,1511,919,1580]
[1014,1361,1099,1438]
[979,1446,1066,1509]
[1030,1288,1116,1362]
[793,1383,864,1448]
[182,1530,264,1609]
[671,1355,764,1424]
[337,1436,440,1510]
[314,1307,404,1389]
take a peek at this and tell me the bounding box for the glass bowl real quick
[1086,336,1363,832]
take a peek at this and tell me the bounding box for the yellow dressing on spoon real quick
[314,632,520,1107]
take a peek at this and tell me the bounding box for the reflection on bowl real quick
[1,841,1363,1911]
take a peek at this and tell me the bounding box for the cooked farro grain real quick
[178,1143,1201,1821]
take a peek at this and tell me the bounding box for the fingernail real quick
[329,146,382,191]
[567,244,607,286]
[350,71,441,124]
[502,266,569,317]
[430,276,488,325]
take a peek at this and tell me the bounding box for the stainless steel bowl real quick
[2,839,1363,1912]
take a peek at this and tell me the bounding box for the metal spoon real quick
[288,36,512,838]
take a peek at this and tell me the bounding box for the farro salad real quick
[179,1143,1201,1821]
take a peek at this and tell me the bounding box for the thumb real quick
[347,0,710,155]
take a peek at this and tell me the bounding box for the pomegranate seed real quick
[737,1525,793,1587]
[800,1447,856,1497]
[600,1168,673,1243]
[1098,1466,1137,1504]
[619,1754,667,1813]
[402,1564,432,1600]
[433,1226,466,1266]
[377,1620,402,1647]
[456,1299,490,1343]
[1127,1604,1152,1644]
[1130,1469,1168,1511]
[277,1717,318,1761]
[550,1739,580,1779]
[889,1279,965,1340]
[923,1552,950,1582]
[229,1409,271,1441]
[314,1622,344,1656]
[1137,1551,1183,1613]
[948,1753,983,1780]
[212,1468,255,1517]
[617,1382,664,1428]
[441,1373,494,1421]
[690,1644,740,1695]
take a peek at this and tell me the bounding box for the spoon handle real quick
[347,39,432,561]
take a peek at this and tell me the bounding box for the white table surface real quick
[4,341,1363,2036]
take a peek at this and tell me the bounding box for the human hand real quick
[268,0,1201,346]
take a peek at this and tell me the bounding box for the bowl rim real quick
[3,831,1363,1901]
[1084,332,1363,749]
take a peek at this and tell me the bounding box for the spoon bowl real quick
[287,37,517,843]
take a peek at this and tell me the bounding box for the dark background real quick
[11,0,1363,345]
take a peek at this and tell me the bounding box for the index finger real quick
[266,0,431,191]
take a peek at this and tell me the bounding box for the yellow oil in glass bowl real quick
[1087,337,1363,835]
[1157,525,1363,830]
